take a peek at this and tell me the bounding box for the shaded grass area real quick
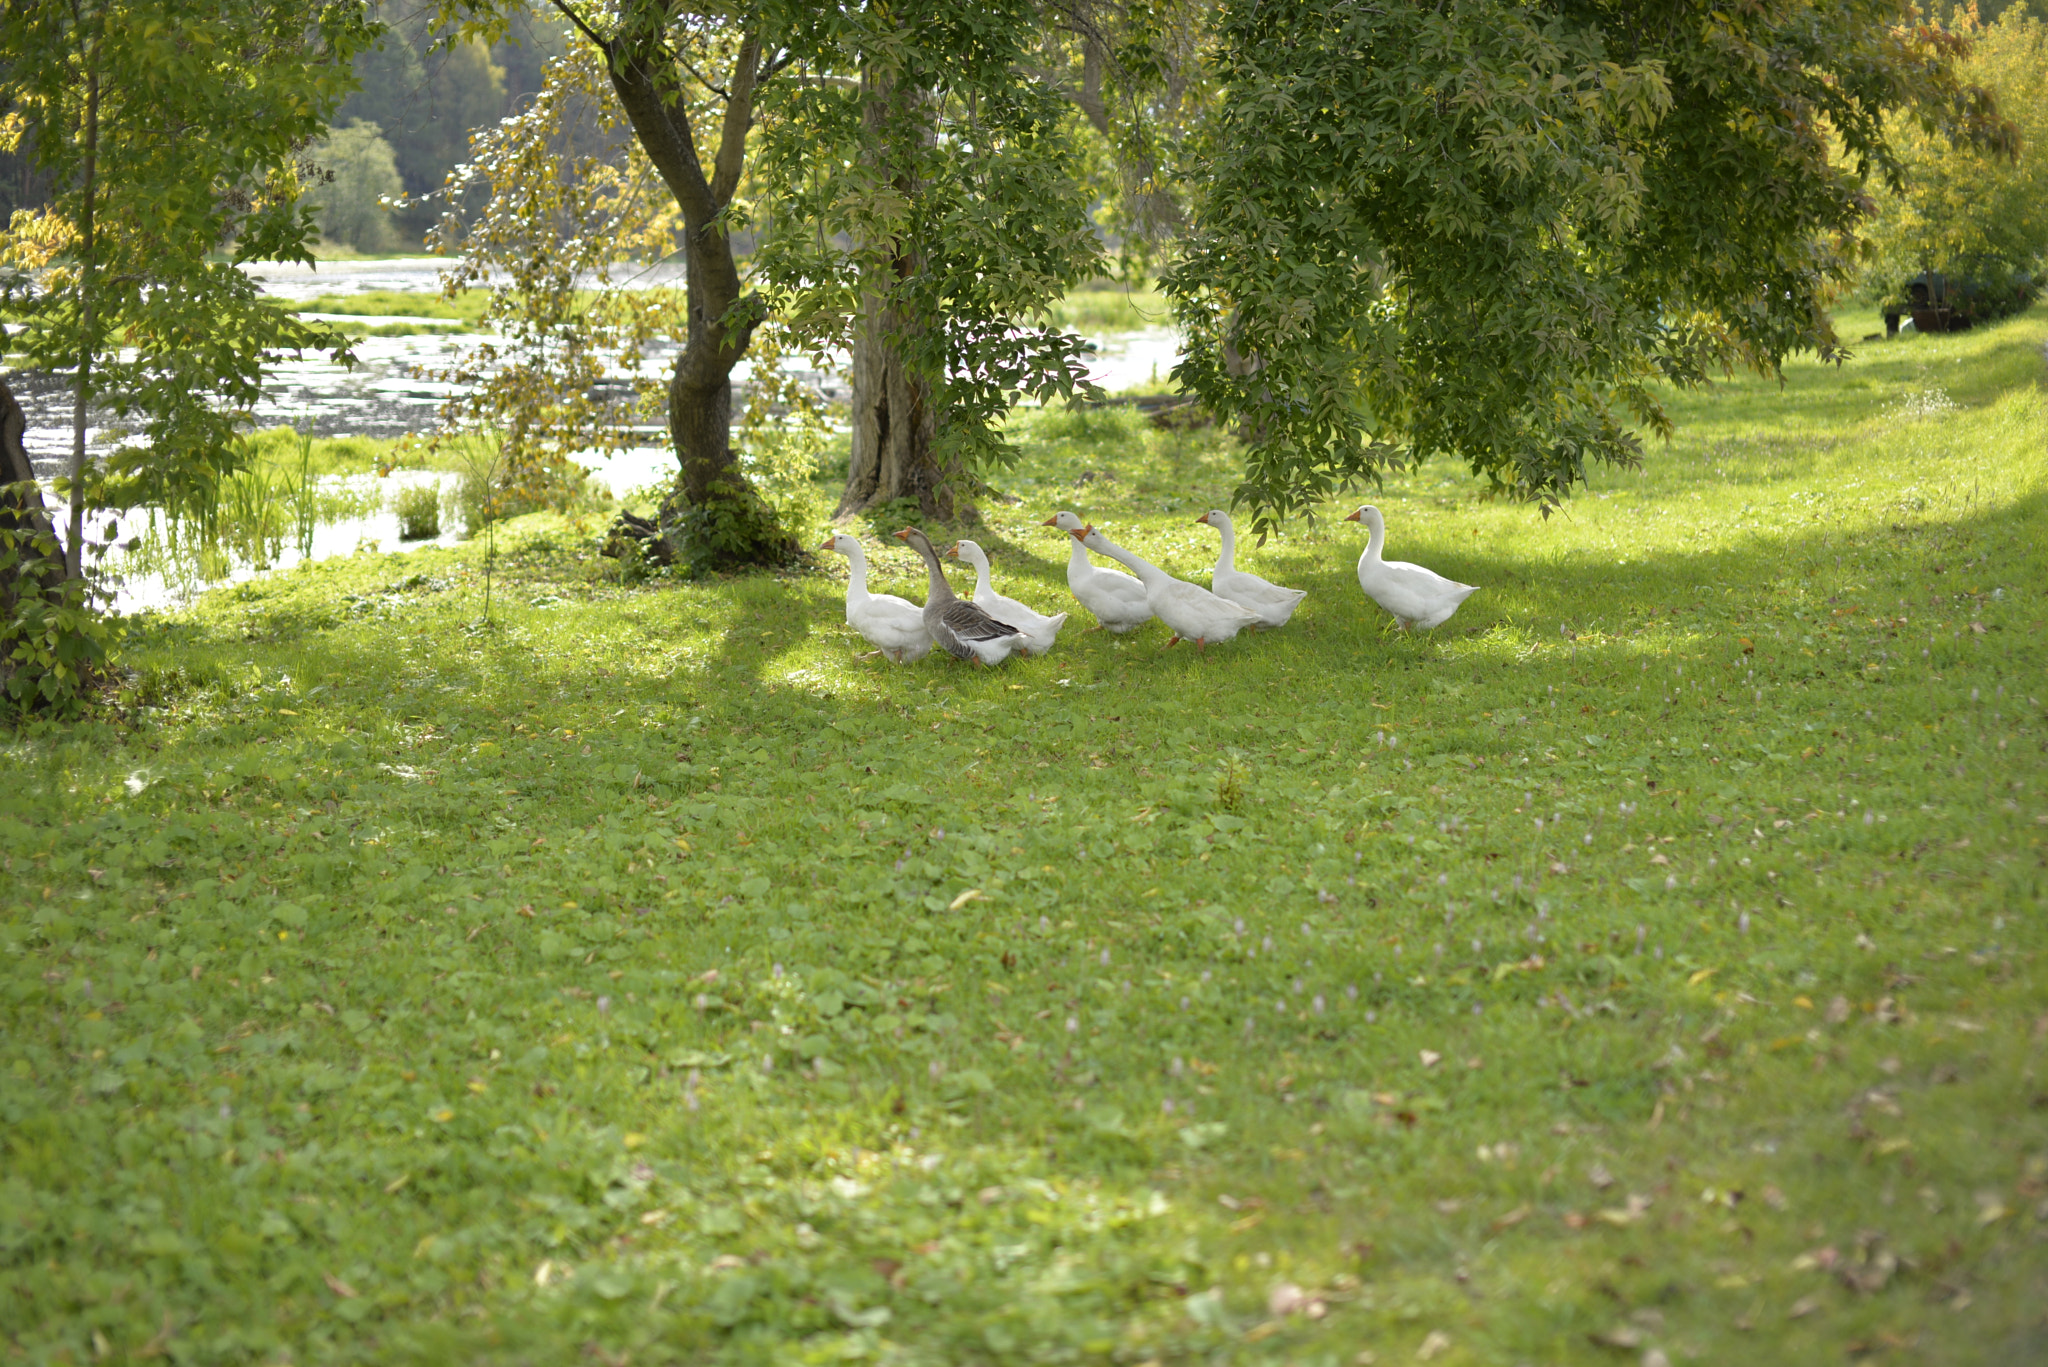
[3,309,2046,1365]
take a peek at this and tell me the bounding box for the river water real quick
[7,257,1184,610]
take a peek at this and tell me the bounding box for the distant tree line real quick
[319,3,581,249]
[0,2,574,252]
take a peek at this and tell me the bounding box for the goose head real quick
[948,539,991,569]
[892,527,934,555]
[1071,525,1115,555]
[1343,505,1383,531]
[1195,510,1232,529]
[1041,510,1086,533]
[818,533,859,556]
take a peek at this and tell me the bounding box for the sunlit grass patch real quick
[289,289,492,325]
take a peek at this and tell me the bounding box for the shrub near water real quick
[1,308,2045,1364]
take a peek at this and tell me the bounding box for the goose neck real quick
[968,549,993,599]
[843,543,871,597]
[1213,517,1237,574]
[1093,537,1155,583]
[916,544,955,603]
[1362,515,1385,563]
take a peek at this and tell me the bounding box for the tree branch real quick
[709,28,762,206]
[782,71,859,90]
[608,41,718,228]
[672,48,731,100]
[545,0,609,55]
[756,47,798,87]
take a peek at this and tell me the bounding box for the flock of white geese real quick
[819,507,1480,665]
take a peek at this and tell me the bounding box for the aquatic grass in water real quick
[111,430,391,595]
[394,483,441,541]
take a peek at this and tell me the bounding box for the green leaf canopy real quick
[1165,0,2010,523]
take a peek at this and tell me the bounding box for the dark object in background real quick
[601,510,675,567]
[1909,272,1966,333]
[1882,269,2038,337]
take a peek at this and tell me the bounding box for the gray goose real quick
[893,527,1027,665]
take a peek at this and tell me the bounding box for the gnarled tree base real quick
[833,303,977,525]
[650,481,801,577]
[1,375,105,714]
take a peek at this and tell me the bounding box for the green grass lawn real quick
[4,308,2045,1366]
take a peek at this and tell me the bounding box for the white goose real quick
[1041,510,1151,632]
[1195,509,1307,627]
[1343,505,1478,631]
[818,534,932,663]
[1073,525,1261,649]
[946,539,1068,655]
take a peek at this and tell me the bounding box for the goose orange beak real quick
[944,543,960,558]
[816,537,834,551]
[1039,515,1059,527]
[1193,513,1209,525]
[1343,509,1362,522]
[892,529,911,541]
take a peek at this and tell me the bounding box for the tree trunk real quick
[833,66,975,526]
[602,30,796,572]
[1,375,69,697]
[67,26,101,581]
[835,295,976,523]
[655,217,798,569]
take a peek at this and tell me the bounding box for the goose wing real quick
[1214,569,1306,614]
[1075,563,1148,610]
[979,588,1058,633]
[938,599,1024,643]
[1364,560,1472,621]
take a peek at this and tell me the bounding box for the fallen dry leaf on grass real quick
[1268,1284,1308,1316]
[1416,1329,1452,1361]
[1595,1194,1653,1226]
[1490,1204,1532,1231]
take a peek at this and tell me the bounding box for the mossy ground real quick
[3,308,2045,1366]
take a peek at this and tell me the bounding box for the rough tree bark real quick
[837,294,977,522]
[0,375,68,695]
[833,66,976,525]
[570,5,798,569]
